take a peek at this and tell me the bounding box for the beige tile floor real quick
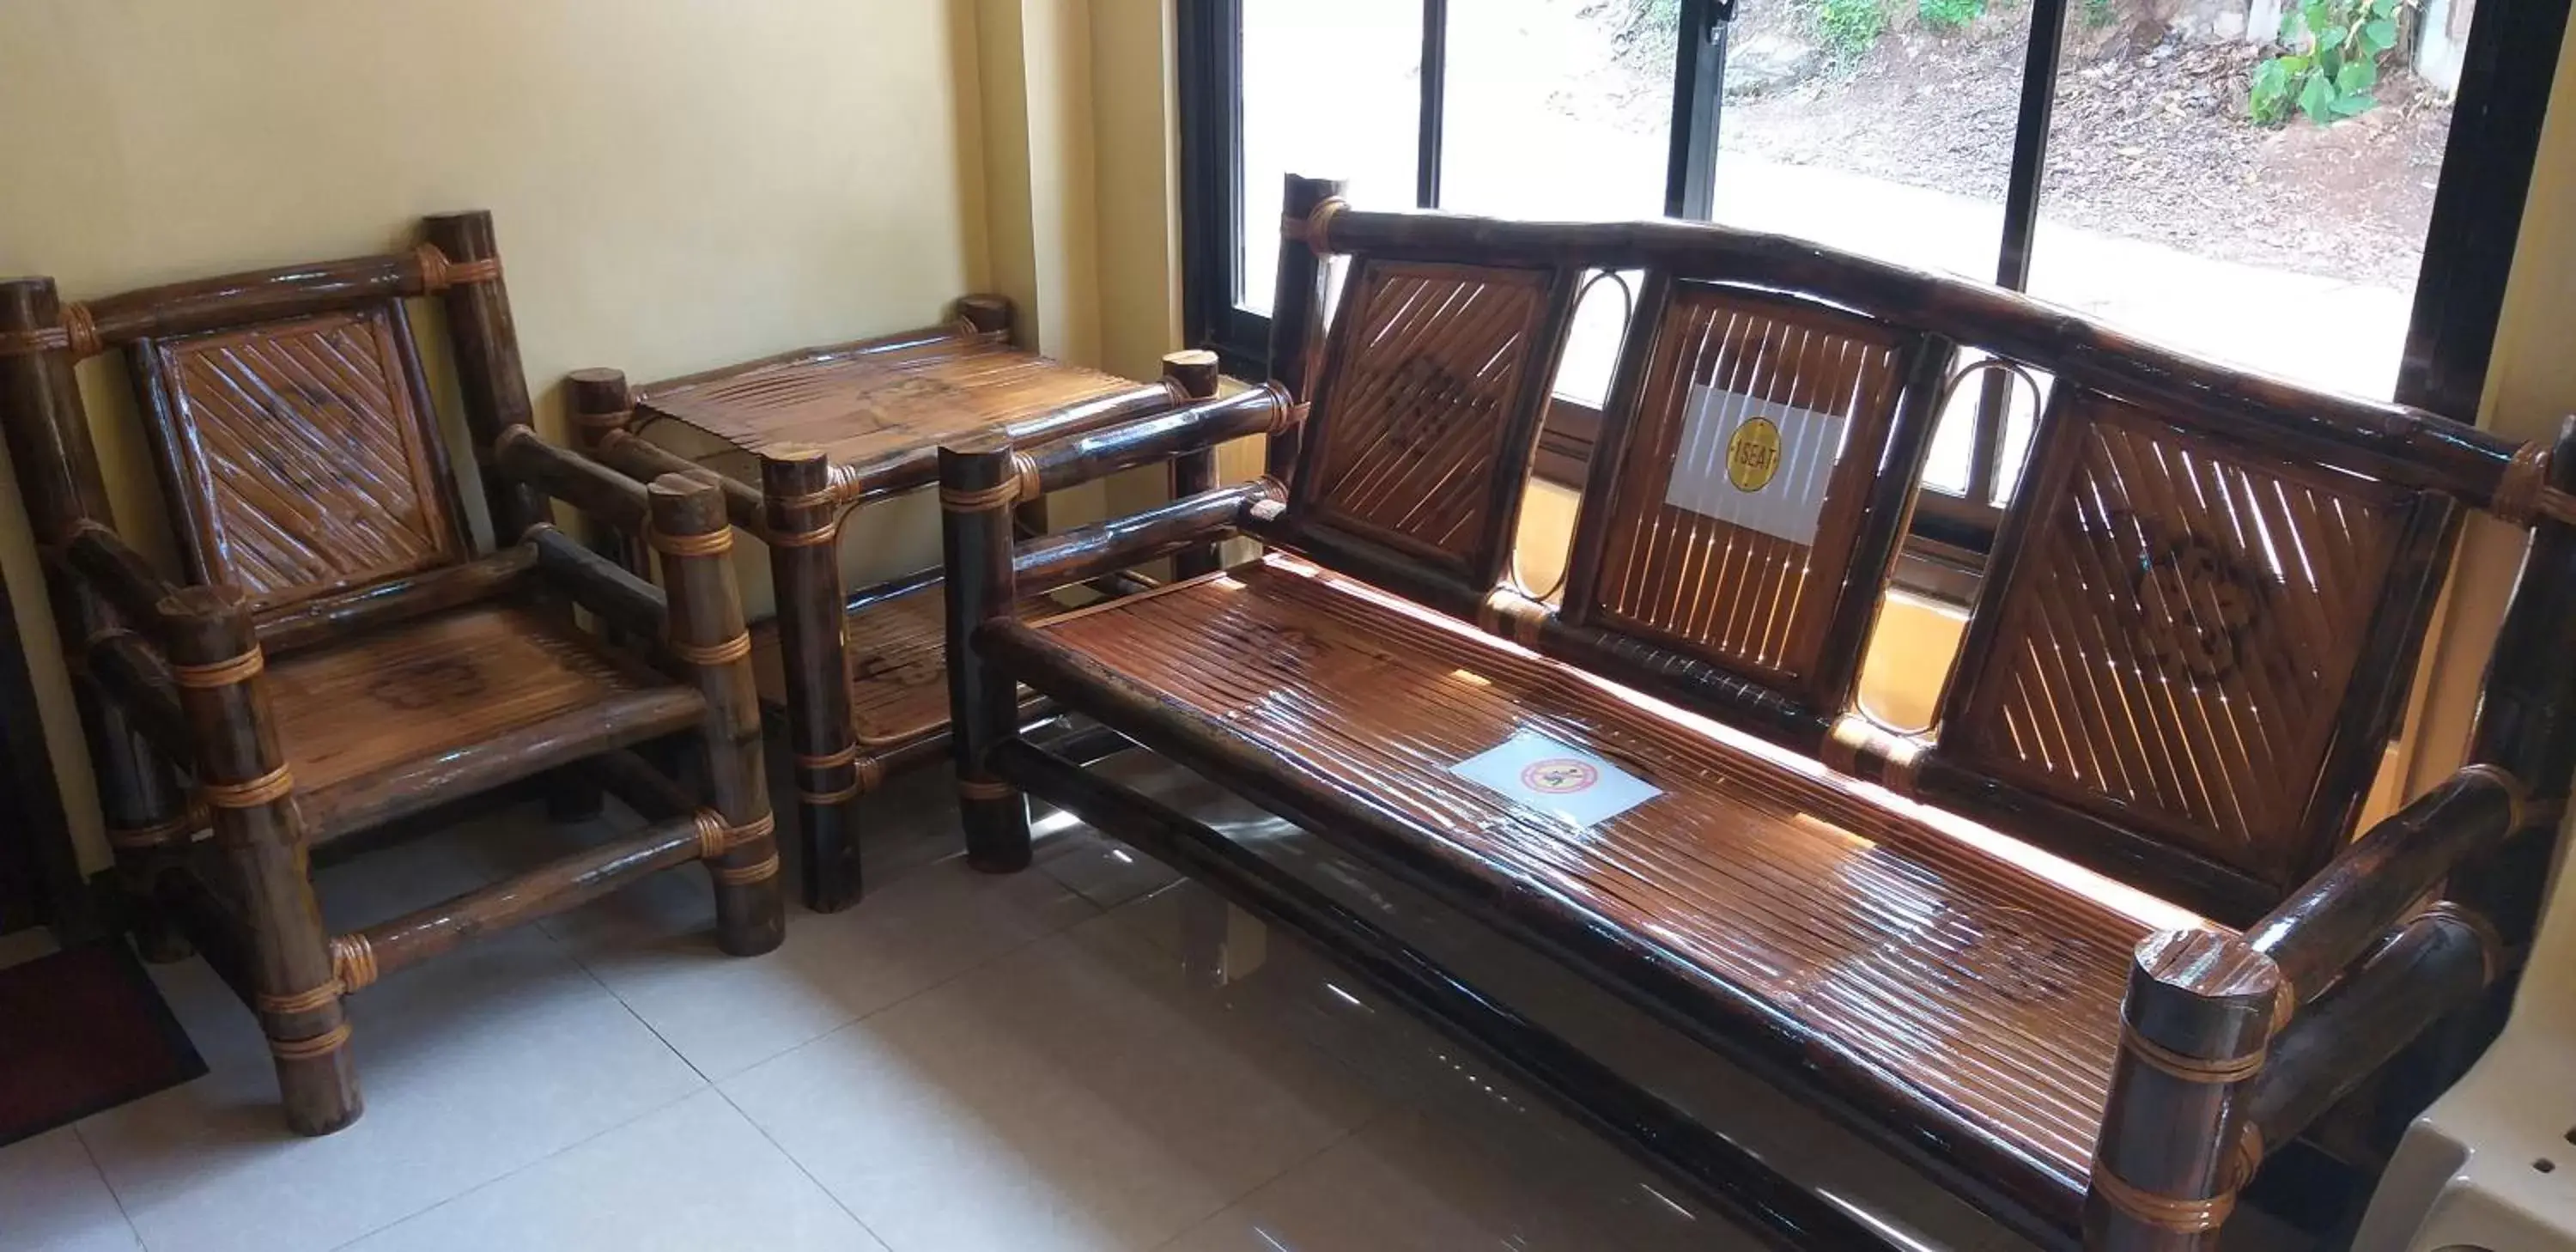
[0,754,2300,1252]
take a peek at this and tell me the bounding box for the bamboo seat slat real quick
[267,604,702,841]
[1038,556,2208,1214]
[636,337,1142,469]
[748,580,1060,750]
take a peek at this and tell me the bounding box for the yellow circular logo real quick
[1726,417,1783,492]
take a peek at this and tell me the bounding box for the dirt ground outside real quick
[1712,0,2453,289]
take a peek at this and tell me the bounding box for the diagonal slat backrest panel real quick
[137,301,467,610]
[1939,388,2445,891]
[1571,282,1939,709]
[1296,258,1574,584]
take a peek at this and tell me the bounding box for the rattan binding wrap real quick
[203,763,294,810]
[957,776,1015,801]
[330,933,380,993]
[2121,1024,2267,1085]
[106,813,197,851]
[256,981,344,1017]
[710,852,781,886]
[268,1021,354,1062]
[669,632,753,667]
[172,649,265,689]
[645,525,733,559]
[2088,1164,2236,1233]
[411,244,502,295]
[941,480,1019,512]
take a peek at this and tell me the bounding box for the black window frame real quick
[1179,0,2568,568]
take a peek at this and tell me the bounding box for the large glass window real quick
[1183,0,2559,552]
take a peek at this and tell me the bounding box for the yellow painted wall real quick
[2405,13,2576,795]
[0,0,994,873]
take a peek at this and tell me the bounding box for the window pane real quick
[1239,0,1421,315]
[1705,0,2032,284]
[2026,6,2452,399]
[1708,0,2035,493]
[1443,2,1677,404]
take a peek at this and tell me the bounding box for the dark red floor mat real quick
[0,938,204,1146]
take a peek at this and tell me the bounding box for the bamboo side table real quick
[566,296,1207,910]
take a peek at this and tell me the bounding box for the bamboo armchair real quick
[0,212,784,1135]
[562,301,1212,910]
[933,176,2576,1249]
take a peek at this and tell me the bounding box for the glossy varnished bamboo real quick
[2083,931,2281,1251]
[251,545,539,655]
[422,210,549,540]
[526,526,666,641]
[162,585,361,1135]
[1017,481,1279,593]
[564,367,652,590]
[761,444,864,911]
[1263,175,1344,485]
[990,737,1890,1252]
[336,811,713,986]
[0,276,196,960]
[940,436,1030,871]
[648,475,786,955]
[2246,905,2494,1152]
[1162,350,1224,580]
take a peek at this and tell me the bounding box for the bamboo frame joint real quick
[2457,761,2529,832]
[957,776,1016,802]
[413,243,502,294]
[330,933,380,992]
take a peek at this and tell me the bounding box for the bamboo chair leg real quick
[162,586,361,1136]
[1163,349,1224,580]
[648,474,787,956]
[940,435,1030,872]
[2082,929,2282,1251]
[94,723,194,963]
[760,446,862,912]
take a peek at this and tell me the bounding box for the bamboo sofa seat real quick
[935,179,2576,1250]
[0,213,785,1137]
[565,303,1242,911]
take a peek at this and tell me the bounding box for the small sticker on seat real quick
[1449,730,1662,830]
[1662,384,1848,546]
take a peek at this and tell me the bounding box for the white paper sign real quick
[1661,384,1848,546]
[1449,730,1662,830]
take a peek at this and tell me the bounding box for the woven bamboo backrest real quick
[1935,386,2456,895]
[1564,279,1947,713]
[1292,203,2542,917]
[130,299,471,610]
[1290,257,1580,586]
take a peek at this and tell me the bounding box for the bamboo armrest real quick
[1013,387,1291,501]
[60,520,181,635]
[1012,479,1280,594]
[492,426,649,532]
[254,546,538,655]
[2245,763,2523,1005]
[527,525,666,640]
[83,627,191,760]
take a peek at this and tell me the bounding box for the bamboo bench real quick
[564,306,1225,911]
[936,177,2576,1249]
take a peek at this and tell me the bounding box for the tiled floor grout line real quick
[710,1084,896,1251]
[68,1121,151,1252]
[1141,1104,1391,1252]
[312,1082,709,1252]
[308,921,715,1252]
